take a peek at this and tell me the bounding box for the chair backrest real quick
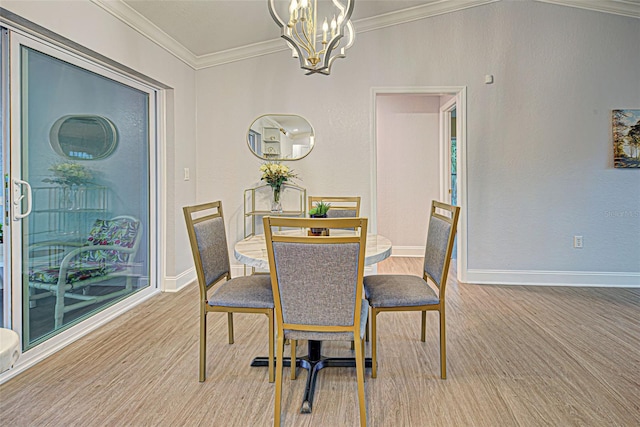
[83,215,141,264]
[423,201,460,297]
[308,196,361,218]
[264,216,367,334]
[183,201,231,300]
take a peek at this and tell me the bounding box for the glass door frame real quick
[2,27,10,329]
[6,28,161,367]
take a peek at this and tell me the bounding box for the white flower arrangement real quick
[259,162,297,189]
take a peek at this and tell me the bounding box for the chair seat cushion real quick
[209,274,274,309]
[285,300,369,342]
[85,218,140,263]
[364,274,439,308]
[29,262,124,286]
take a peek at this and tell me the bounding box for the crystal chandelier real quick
[268,0,355,75]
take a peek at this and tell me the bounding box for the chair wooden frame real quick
[264,216,368,427]
[308,196,360,217]
[366,200,460,379]
[183,201,274,383]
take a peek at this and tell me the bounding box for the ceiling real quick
[123,0,435,56]
[92,0,640,69]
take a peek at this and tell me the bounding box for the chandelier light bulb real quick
[289,0,297,19]
[322,18,328,42]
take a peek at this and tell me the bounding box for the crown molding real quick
[353,0,498,34]
[535,0,640,19]
[93,0,639,71]
[91,0,199,68]
[196,0,499,70]
[192,38,288,70]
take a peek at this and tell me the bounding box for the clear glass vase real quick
[271,186,283,213]
[66,184,78,210]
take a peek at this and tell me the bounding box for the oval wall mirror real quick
[247,114,314,160]
[50,115,118,160]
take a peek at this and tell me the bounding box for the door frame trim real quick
[439,96,457,204]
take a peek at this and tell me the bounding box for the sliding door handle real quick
[12,178,32,220]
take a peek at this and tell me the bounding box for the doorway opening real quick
[371,86,466,280]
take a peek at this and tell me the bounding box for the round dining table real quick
[234,229,392,270]
[233,228,392,413]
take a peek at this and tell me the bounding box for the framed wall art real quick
[613,109,640,168]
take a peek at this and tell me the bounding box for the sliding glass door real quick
[7,31,157,350]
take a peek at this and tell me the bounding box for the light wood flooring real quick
[1,257,639,426]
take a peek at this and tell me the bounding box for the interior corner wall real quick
[1,0,199,290]
[196,1,640,286]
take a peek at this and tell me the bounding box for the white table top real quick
[234,230,392,270]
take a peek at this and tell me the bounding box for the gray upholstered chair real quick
[363,200,460,379]
[308,196,360,218]
[264,216,369,427]
[183,201,274,383]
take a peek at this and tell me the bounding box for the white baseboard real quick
[391,246,423,257]
[163,267,196,292]
[192,264,640,288]
[465,269,640,287]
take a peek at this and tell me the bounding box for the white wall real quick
[195,59,375,264]
[5,1,637,288]
[196,1,640,286]
[1,0,198,290]
[376,94,441,253]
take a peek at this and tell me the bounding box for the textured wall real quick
[6,1,637,286]
[196,1,640,284]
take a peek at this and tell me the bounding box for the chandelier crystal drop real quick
[268,0,355,75]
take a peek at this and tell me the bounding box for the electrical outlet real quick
[574,236,583,249]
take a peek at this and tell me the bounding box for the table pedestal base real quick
[251,340,371,413]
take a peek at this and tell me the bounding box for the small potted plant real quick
[309,201,330,236]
